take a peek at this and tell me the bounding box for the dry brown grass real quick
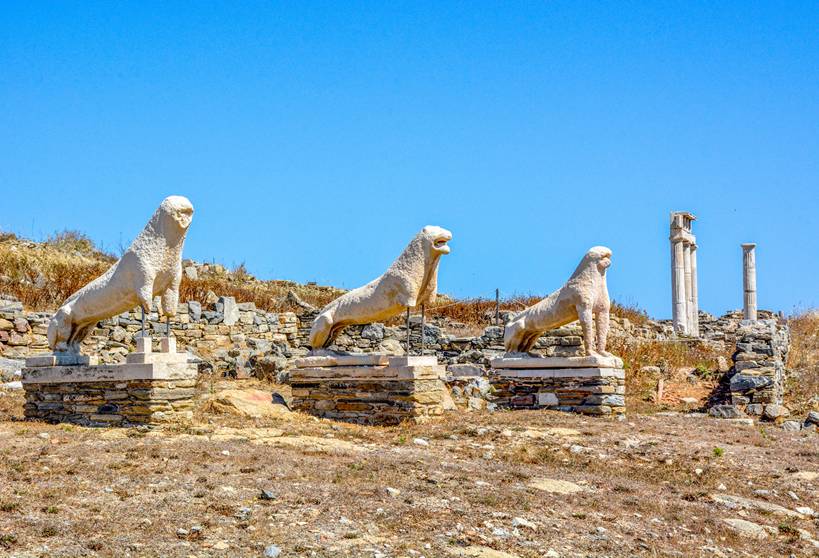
[178,275,342,314]
[785,310,819,415]
[607,336,729,413]
[0,232,114,310]
[2,392,816,557]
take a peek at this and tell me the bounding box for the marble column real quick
[742,243,757,321]
[672,239,687,334]
[683,241,693,334]
[690,244,699,335]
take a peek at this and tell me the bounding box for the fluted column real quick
[742,243,757,321]
[683,241,693,334]
[672,239,687,334]
[690,244,699,336]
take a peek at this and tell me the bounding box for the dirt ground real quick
[0,382,817,558]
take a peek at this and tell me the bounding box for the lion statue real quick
[504,246,613,356]
[308,225,452,349]
[47,195,194,353]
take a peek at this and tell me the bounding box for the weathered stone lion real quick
[504,246,613,356]
[308,225,452,349]
[48,196,194,353]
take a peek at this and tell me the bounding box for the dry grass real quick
[0,388,817,557]
[178,275,342,314]
[785,310,819,415]
[0,232,114,310]
[608,336,729,414]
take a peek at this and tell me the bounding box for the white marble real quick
[503,246,613,356]
[308,225,452,349]
[669,211,698,336]
[490,354,623,370]
[742,243,758,321]
[48,196,194,353]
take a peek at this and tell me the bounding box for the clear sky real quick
[2,2,817,318]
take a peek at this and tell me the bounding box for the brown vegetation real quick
[0,384,817,557]
[0,232,113,310]
[786,310,819,415]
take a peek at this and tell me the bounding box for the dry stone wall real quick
[0,294,786,383]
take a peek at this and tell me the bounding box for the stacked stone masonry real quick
[490,356,626,415]
[290,356,449,425]
[23,375,196,426]
[726,319,789,409]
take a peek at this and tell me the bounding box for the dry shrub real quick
[610,301,650,326]
[178,275,342,313]
[785,310,819,414]
[0,235,113,310]
[608,336,728,413]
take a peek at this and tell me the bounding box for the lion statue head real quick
[157,195,194,231]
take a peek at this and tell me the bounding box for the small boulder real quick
[709,405,746,419]
[762,404,789,421]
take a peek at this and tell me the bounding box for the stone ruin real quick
[709,319,789,420]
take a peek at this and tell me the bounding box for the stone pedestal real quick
[490,354,626,415]
[22,337,197,426]
[290,354,449,425]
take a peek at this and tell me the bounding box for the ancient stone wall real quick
[709,319,790,418]
[0,294,784,381]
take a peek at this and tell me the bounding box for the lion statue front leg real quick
[595,306,613,357]
[577,303,600,357]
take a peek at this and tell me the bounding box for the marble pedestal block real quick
[490,354,626,415]
[22,337,197,426]
[290,355,449,425]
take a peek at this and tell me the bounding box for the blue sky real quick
[2,1,817,318]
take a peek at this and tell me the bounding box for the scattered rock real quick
[206,389,291,418]
[710,493,803,518]
[450,546,521,558]
[762,404,789,420]
[529,478,586,495]
[721,518,774,539]
[263,544,282,557]
[258,489,276,501]
[511,517,536,530]
[782,420,802,432]
[795,506,815,517]
[413,437,429,447]
[709,405,745,419]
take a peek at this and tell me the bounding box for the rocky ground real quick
[0,382,817,558]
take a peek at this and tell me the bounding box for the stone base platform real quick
[490,354,626,415]
[290,355,450,425]
[22,337,197,426]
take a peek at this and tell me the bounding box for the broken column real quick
[742,243,757,321]
[669,212,698,336]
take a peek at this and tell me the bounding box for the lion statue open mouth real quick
[47,195,194,354]
[308,225,452,349]
[504,246,613,357]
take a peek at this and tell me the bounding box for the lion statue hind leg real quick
[47,308,73,352]
[308,313,335,350]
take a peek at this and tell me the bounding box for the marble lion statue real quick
[504,246,613,356]
[308,225,453,349]
[47,195,194,353]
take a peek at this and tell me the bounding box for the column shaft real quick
[743,244,757,321]
[683,242,693,334]
[690,246,699,336]
[672,240,687,334]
